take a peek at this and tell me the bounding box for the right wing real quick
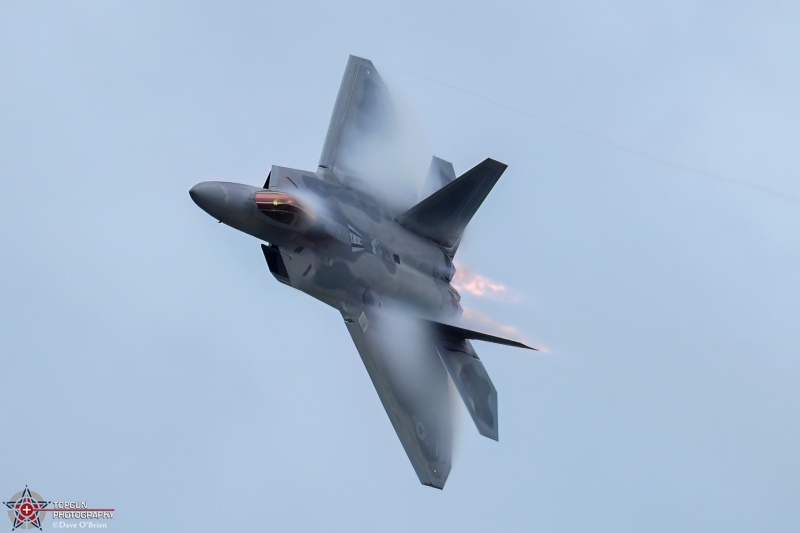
[341,305,452,489]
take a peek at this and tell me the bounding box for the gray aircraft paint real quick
[190,56,532,489]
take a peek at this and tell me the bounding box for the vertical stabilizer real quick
[396,158,507,256]
[420,156,457,199]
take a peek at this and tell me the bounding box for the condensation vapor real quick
[336,72,432,212]
[372,309,436,393]
[369,308,455,464]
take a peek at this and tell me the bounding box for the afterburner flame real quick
[452,261,519,301]
[460,308,520,338]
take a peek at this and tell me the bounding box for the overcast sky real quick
[2,1,799,531]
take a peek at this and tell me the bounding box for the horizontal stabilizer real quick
[397,158,507,255]
[436,338,499,440]
[422,317,536,350]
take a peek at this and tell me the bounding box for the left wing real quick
[318,56,420,209]
[341,305,452,489]
[318,56,395,184]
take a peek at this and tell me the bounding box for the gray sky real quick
[2,1,799,531]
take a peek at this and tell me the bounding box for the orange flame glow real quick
[451,261,520,302]
[460,307,520,337]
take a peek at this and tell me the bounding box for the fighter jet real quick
[190,56,533,489]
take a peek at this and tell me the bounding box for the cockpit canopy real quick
[254,191,310,227]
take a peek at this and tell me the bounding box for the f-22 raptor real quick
[190,56,533,489]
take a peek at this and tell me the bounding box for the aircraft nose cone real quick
[189,181,214,207]
[190,181,262,225]
[190,181,226,219]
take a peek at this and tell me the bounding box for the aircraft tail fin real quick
[397,158,507,256]
[420,156,457,199]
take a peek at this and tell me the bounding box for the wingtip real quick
[484,157,508,170]
[508,339,538,351]
[478,427,499,441]
[347,55,375,69]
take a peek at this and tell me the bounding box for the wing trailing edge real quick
[396,158,507,256]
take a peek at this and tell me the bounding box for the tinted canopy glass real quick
[254,191,309,226]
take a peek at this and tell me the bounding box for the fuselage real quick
[190,169,461,318]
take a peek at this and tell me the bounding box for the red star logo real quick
[4,486,50,530]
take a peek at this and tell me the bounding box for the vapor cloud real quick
[336,71,432,211]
